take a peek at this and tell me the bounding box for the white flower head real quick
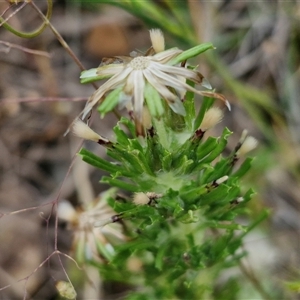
[80,29,229,135]
[57,191,125,263]
[133,192,150,205]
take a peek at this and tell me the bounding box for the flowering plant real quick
[66,29,266,299]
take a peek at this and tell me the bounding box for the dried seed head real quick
[200,107,224,131]
[129,56,150,70]
[149,29,165,53]
[72,119,110,144]
[237,136,258,156]
[72,119,101,141]
[133,192,150,205]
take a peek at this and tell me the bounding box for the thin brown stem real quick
[0,96,88,104]
[29,0,98,89]
[0,40,51,57]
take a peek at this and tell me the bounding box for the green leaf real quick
[183,78,196,130]
[113,126,131,146]
[79,148,120,174]
[196,185,230,206]
[161,151,172,171]
[174,155,194,175]
[80,68,110,84]
[145,83,165,117]
[169,43,215,65]
[180,184,207,203]
[98,86,123,117]
[177,210,199,223]
[205,158,231,182]
[198,128,232,164]
[119,117,136,138]
[101,176,140,192]
[232,157,253,178]
[195,136,218,160]
[95,238,115,261]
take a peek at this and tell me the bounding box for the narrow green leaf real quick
[198,128,232,164]
[80,68,111,84]
[196,136,218,160]
[169,43,214,65]
[79,148,120,174]
[145,83,165,117]
[232,157,253,178]
[196,185,230,206]
[180,185,207,203]
[161,151,172,171]
[113,126,130,146]
[95,239,114,261]
[98,86,123,117]
[119,117,136,137]
[174,155,193,175]
[101,176,140,192]
[183,78,196,130]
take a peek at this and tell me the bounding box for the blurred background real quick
[0,0,300,299]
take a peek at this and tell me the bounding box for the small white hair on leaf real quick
[149,29,165,53]
[236,197,244,203]
[215,175,229,185]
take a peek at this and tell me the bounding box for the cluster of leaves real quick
[79,92,265,298]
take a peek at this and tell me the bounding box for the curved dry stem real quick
[0,0,53,38]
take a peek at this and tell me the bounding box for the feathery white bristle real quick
[72,119,101,142]
[201,107,224,131]
[133,192,150,205]
[149,29,165,53]
[238,136,258,156]
[239,129,248,144]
